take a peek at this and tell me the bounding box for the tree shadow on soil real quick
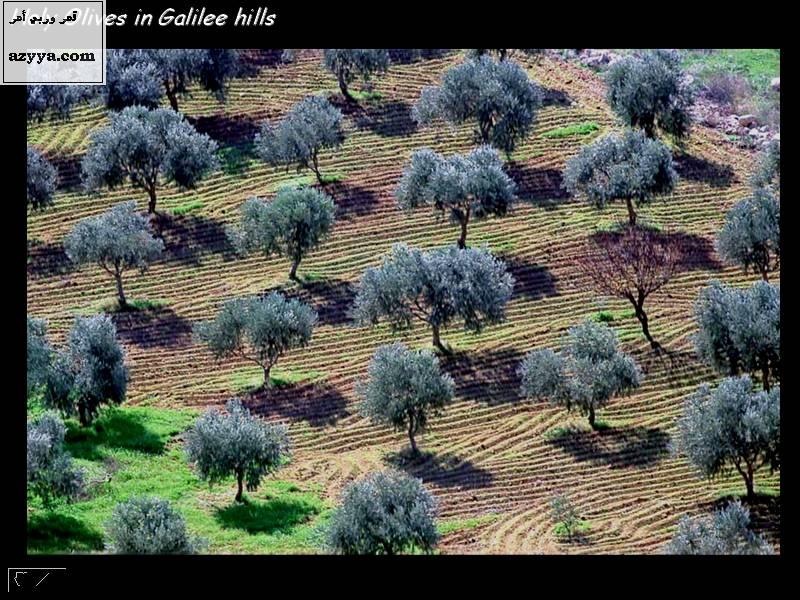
[673,154,737,188]
[27,240,72,278]
[154,212,238,266]
[546,425,670,469]
[113,306,194,349]
[64,409,167,460]
[387,49,451,64]
[189,113,261,149]
[47,151,83,191]
[506,163,570,209]
[501,255,560,301]
[325,181,383,220]
[280,278,357,327]
[237,49,286,72]
[386,450,495,490]
[441,348,526,405]
[588,229,723,273]
[245,382,350,428]
[215,496,320,535]
[541,87,574,107]
[352,100,418,138]
[27,513,105,553]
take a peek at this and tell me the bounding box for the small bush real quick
[106,496,207,554]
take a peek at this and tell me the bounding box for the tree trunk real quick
[633,303,659,349]
[235,471,244,503]
[289,257,300,281]
[311,152,324,186]
[457,208,470,249]
[431,324,449,354]
[744,465,755,500]
[625,197,637,226]
[588,405,596,429]
[408,416,418,456]
[147,186,158,214]
[114,270,128,310]
[761,363,771,392]
[263,364,273,388]
[337,71,353,102]
[164,81,180,112]
[78,401,89,427]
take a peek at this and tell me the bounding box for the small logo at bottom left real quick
[7,568,66,591]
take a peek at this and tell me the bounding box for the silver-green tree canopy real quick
[254,96,345,186]
[43,315,129,426]
[694,280,780,391]
[327,470,439,555]
[27,413,84,507]
[27,316,52,396]
[414,56,542,153]
[195,292,317,388]
[27,84,94,121]
[27,146,57,210]
[518,320,641,429]
[64,202,164,309]
[467,49,544,62]
[105,49,240,112]
[664,501,773,555]
[751,138,780,193]
[323,49,390,101]
[606,49,694,141]
[230,187,335,281]
[358,343,455,456]
[352,243,514,354]
[396,145,517,248]
[717,189,779,281]
[106,496,207,553]
[675,376,780,499]
[185,399,290,503]
[564,129,677,226]
[81,106,219,213]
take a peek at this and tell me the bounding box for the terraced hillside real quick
[27,49,780,554]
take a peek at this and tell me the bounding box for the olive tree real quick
[106,496,207,554]
[518,320,641,429]
[414,56,543,153]
[105,49,241,112]
[358,343,455,456]
[27,413,84,507]
[81,106,219,213]
[185,399,290,503]
[606,49,694,140]
[27,146,57,210]
[564,129,677,226]
[230,187,335,281]
[674,376,780,500]
[751,138,780,193]
[327,470,439,555]
[64,202,164,309]
[577,226,681,348]
[195,292,317,388]
[694,281,780,391]
[254,96,345,186]
[717,189,779,281]
[664,501,773,555]
[28,316,52,396]
[352,244,514,354]
[43,314,129,426]
[323,49,390,101]
[396,146,517,248]
[467,49,544,62]
[27,85,94,121]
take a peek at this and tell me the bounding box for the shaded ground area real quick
[47,151,83,191]
[190,113,261,148]
[541,87,574,107]
[502,255,559,301]
[216,496,321,535]
[113,306,194,349]
[442,348,526,405]
[352,100,418,138]
[155,212,239,265]
[27,240,72,278]
[546,425,670,469]
[245,382,350,428]
[325,181,383,219]
[673,154,737,188]
[281,278,357,327]
[387,451,495,490]
[506,163,570,208]
[27,513,105,553]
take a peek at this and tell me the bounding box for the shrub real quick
[27,146,57,210]
[27,413,84,507]
[664,501,773,555]
[106,496,207,554]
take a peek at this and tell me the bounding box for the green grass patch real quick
[74,297,168,315]
[592,309,636,324]
[27,405,330,554]
[350,89,384,102]
[553,519,591,539]
[438,514,499,536]
[228,366,327,393]
[541,122,601,139]
[172,200,205,216]
[508,148,544,162]
[682,49,780,90]
[268,172,344,192]
[218,143,257,176]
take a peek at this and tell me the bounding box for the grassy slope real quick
[27,49,780,554]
